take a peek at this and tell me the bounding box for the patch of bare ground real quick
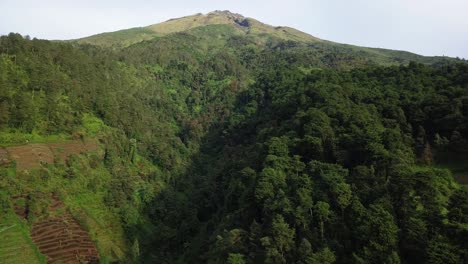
[5,139,99,171]
[8,143,54,171]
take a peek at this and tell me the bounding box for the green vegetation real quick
[0,10,467,263]
[73,27,159,48]
[0,130,69,146]
[0,213,46,264]
[149,62,467,263]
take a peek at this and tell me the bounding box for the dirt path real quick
[4,139,98,171]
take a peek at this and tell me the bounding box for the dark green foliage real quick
[156,58,468,263]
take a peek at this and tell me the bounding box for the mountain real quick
[0,10,467,264]
[75,10,321,47]
[75,10,454,67]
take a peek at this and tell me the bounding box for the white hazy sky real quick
[1,0,467,58]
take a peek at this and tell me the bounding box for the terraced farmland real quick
[31,213,99,264]
[8,195,100,264]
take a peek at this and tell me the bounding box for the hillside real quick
[0,10,467,264]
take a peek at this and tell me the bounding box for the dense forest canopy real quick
[0,11,467,264]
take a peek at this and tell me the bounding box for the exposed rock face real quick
[234,18,251,28]
[208,10,245,20]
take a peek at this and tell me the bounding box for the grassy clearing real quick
[0,130,69,147]
[0,212,46,264]
[67,192,128,262]
[0,113,107,147]
[81,113,109,137]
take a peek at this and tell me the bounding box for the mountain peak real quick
[207,10,244,19]
[208,10,242,16]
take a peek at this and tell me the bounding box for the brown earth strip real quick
[4,139,99,171]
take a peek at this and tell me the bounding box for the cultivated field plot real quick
[7,143,54,171]
[48,139,98,165]
[6,139,99,171]
[9,195,100,264]
[31,213,99,264]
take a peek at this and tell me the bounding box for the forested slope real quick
[0,16,467,264]
[156,62,468,263]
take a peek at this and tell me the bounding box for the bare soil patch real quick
[5,139,99,171]
[8,144,54,171]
